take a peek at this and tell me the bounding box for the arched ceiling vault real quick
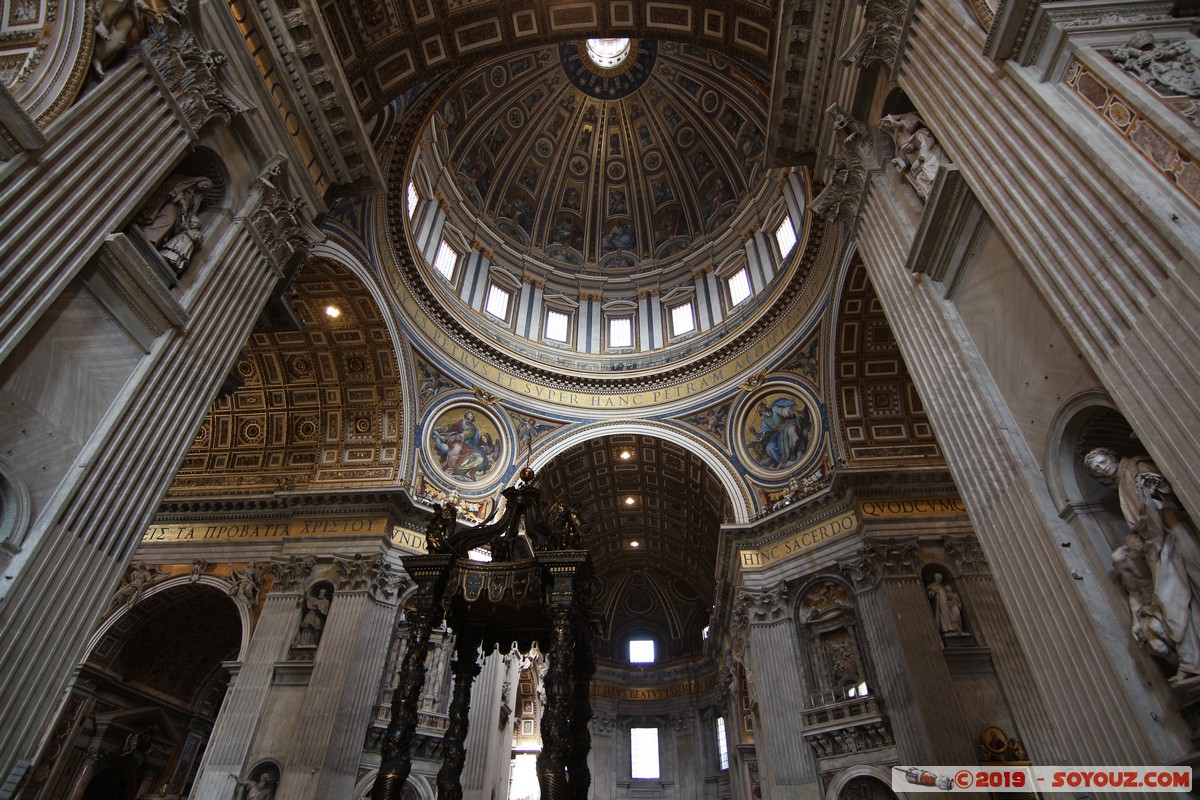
[170,258,403,495]
[538,433,729,662]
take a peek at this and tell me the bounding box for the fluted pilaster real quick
[858,137,1168,764]
[0,220,281,789]
[739,584,820,800]
[0,58,191,362]
[190,591,299,799]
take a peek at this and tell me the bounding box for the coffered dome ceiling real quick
[424,40,769,277]
[389,37,827,391]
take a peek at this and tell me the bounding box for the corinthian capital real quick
[736,581,790,624]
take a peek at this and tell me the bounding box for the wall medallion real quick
[425,404,505,484]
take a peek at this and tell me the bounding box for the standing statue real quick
[1084,448,1200,682]
[879,112,946,200]
[132,174,213,272]
[229,772,276,800]
[160,213,203,274]
[294,587,331,647]
[425,502,456,554]
[91,0,158,74]
[926,572,965,636]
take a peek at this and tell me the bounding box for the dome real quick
[431,40,767,272]
[393,39,815,388]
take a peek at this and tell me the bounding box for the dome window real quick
[670,302,695,336]
[629,637,655,663]
[485,284,512,320]
[585,38,631,69]
[433,240,458,281]
[406,181,420,219]
[545,309,570,342]
[608,317,633,349]
[775,217,798,257]
[727,268,752,307]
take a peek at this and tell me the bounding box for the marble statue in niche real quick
[131,174,213,275]
[229,763,278,799]
[1108,31,1200,98]
[1084,447,1200,682]
[879,112,946,201]
[925,572,966,637]
[294,586,331,648]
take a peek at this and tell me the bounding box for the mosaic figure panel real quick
[427,405,503,484]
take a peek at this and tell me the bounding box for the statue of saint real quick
[926,572,965,636]
[294,587,330,647]
[879,112,946,200]
[1084,448,1200,682]
[229,772,276,800]
[132,175,212,269]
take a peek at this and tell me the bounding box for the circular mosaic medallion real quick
[736,386,820,477]
[425,404,505,485]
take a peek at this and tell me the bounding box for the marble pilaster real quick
[841,542,975,764]
[738,583,820,800]
[462,646,519,800]
[190,589,300,800]
[278,569,399,798]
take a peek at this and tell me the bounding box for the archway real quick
[26,583,243,799]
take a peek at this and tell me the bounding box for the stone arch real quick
[827,765,898,800]
[793,576,871,700]
[0,453,33,564]
[353,769,435,800]
[32,580,247,798]
[87,573,253,659]
[530,419,750,524]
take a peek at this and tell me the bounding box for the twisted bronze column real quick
[568,640,595,800]
[537,604,575,800]
[371,556,452,800]
[435,626,484,800]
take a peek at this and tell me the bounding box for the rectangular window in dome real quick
[433,241,458,281]
[407,181,420,219]
[629,638,655,663]
[670,301,695,336]
[485,284,511,320]
[545,309,570,342]
[716,716,729,771]
[727,268,752,306]
[775,217,797,256]
[630,728,660,779]
[609,317,633,348]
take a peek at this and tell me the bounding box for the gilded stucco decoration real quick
[834,260,943,466]
[171,258,402,494]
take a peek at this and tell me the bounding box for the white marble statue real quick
[294,587,330,647]
[160,213,203,274]
[133,175,212,271]
[879,112,946,200]
[229,772,275,800]
[1085,448,1200,682]
[926,572,964,636]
